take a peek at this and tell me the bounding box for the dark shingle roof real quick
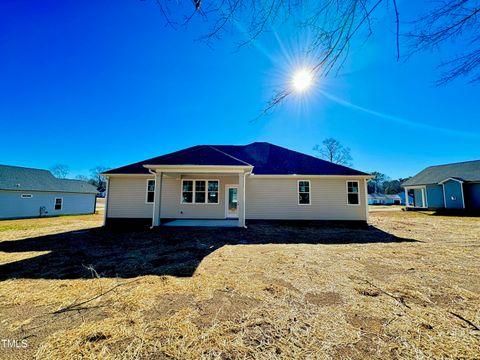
[0,165,98,193]
[104,142,369,176]
[403,160,480,186]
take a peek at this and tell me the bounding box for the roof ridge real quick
[425,159,480,169]
[254,142,368,175]
[0,164,52,173]
[105,145,205,173]
[144,145,205,162]
[208,146,252,166]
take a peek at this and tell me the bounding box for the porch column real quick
[152,171,163,227]
[238,172,246,227]
[404,188,409,207]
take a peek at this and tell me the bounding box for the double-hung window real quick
[207,181,219,203]
[347,181,360,205]
[182,180,219,204]
[182,180,194,203]
[54,198,63,210]
[298,180,311,205]
[146,179,155,203]
[195,181,206,203]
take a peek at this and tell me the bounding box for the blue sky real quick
[1,1,479,180]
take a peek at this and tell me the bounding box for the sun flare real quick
[292,68,314,92]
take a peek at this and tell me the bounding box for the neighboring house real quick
[0,165,98,219]
[385,194,402,205]
[368,193,402,205]
[368,193,386,205]
[398,191,412,206]
[102,142,372,227]
[402,160,480,210]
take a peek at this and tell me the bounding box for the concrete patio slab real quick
[162,219,239,227]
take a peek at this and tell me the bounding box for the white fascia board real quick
[249,174,373,179]
[143,165,253,173]
[102,173,153,177]
[438,177,464,184]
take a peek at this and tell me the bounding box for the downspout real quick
[364,179,369,223]
[243,170,251,228]
[103,176,109,227]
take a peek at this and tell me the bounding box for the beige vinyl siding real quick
[246,177,367,221]
[107,176,153,218]
[107,175,239,219]
[107,175,367,221]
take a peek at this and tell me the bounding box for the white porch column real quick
[404,188,409,207]
[152,171,163,227]
[238,172,246,227]
[103,176,109,226]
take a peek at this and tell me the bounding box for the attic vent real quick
[16,183,21,187]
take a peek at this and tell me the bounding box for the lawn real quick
[0,211,478,359]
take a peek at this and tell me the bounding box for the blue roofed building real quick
[0,165,97,219]
[402,160,480,211]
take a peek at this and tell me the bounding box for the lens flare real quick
[292,68,314,92]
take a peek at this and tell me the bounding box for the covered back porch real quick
[146,165,253,228]
[404,186,427,209]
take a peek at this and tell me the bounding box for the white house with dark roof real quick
[0,165,97,219]
[402,160,480,210]
[102,142,373,227]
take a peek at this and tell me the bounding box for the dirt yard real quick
[0,211,478,359]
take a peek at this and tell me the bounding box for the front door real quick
[225,185,239,218]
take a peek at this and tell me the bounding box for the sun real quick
[292,68,314,92]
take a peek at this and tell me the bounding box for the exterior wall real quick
[245,177,367,221]
[161,174,238,219]
[107,175,238,219]
[107,176,154,218]
[464,183,480,209]
[107,175,368,221]
[443,180,464,209]
[426,185,444,209]
[0,190,96,219]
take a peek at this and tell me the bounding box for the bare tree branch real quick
[149,0,479,112]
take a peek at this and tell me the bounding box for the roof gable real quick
[0,165,97,193]
[403,160,480,186]
[104,142,369,176]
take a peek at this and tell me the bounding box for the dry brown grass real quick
[0,212,103,241]
[0,211,479,359]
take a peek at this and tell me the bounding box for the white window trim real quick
[225,184,239,217]
[181,179,220,205]
[441,182,465,209]
[346,180,361,206]
[21,194,33,198]
[145,179,156,204]
[297,180,311,206]
[54,197,63,211]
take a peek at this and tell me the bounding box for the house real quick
[398,191,412,206]
[402,160,480,210]
[368,193,386,205]
[384,194,402,205]
[367,193,402,205]
[102,142,372,227]
[0,165,98,219]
